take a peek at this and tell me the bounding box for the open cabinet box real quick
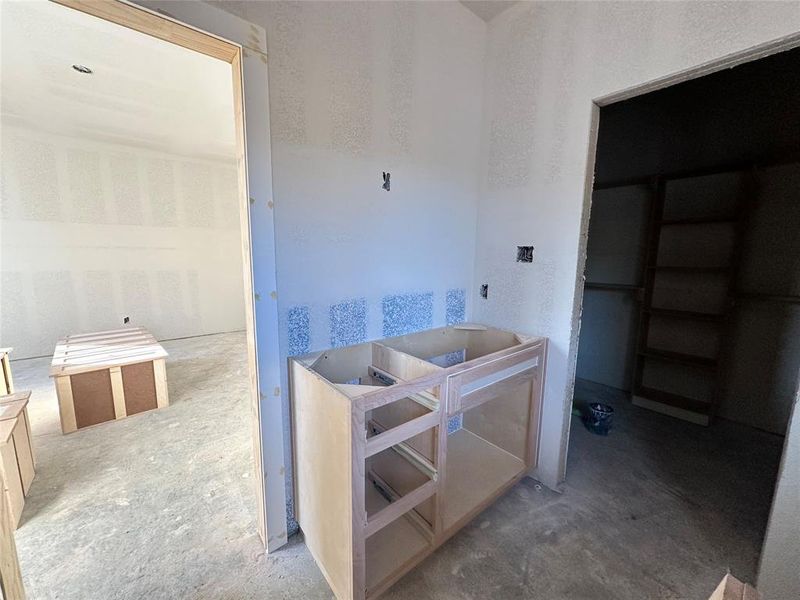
[290,324,547,600]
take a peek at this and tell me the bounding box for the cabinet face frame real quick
[291,325,547,599]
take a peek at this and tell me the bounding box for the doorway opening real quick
[571,46,800,595]
[0,1,266,596]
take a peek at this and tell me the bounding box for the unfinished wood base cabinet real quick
[0,391,35,530]
[50,328,169,434]
[290,324,546,599]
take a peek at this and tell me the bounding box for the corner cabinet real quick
[289,324,547,599]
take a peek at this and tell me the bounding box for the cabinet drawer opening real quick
[365,482,433,596]
[365,436,438,532]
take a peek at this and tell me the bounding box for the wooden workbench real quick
[50,327,169,434]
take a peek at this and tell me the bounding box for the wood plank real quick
[371,343,442,382]
[634,385,712,415]
[734,292,800,304]
[21,408,35,468]
[0,401,26,423]
[364,479,436,538]
[55,376,77,434]
[639,348,717,368]
[152,359,170,409]
[526,341,547,469]
[365,411,439,459]
[648,265,730,274]
[365,471,434,541]
[358,371,445,412]
[646,307,724,322]
[50,349,168,377]
[370,397,436,461]
[0,392,31,405]
[0,397,36,473]
[60,326,146,340]
[11,423,34,496]
[659,216,737,225]
[365,444,434,524]
[1,351,14,395]
[109,367,127,420]
[351,397,367,600]
[50,327,167,377]
[584,282,643,292]
[334,384,386,398]
[52,336,157,360]
[0,431,24,528]
[0,475,25,599]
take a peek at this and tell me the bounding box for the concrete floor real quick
[12,338,783,599]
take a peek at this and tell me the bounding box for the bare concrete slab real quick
[12,339,779,599]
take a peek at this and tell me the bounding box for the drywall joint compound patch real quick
[382,292,433,337]
[330,298,367,347]
[446,288,466,325]
[287,306,310,356]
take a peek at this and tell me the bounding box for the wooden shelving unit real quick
[290,324,546,599]
[587,158,800,428]
[629,169,752,425]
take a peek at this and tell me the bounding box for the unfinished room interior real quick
[0,1,798,599]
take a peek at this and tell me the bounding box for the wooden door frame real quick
[48,0,282,550]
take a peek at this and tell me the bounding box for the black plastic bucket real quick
[584,402,614,436]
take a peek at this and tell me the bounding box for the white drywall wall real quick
[0,125,245,358]
[474,1,800,488]
[758,392,800,600]
[213,0,484,347]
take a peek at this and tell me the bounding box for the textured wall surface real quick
[210,0,485,534]
[1,126,246,358]
[215,1,482,356]
[758,395,800,599]
[474,1,800,489]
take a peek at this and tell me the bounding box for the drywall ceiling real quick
[0,0,235,161]
[460,1,518,22]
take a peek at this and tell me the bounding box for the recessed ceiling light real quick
[72,64,92,74]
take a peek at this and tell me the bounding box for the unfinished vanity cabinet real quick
[290,324,546,600]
